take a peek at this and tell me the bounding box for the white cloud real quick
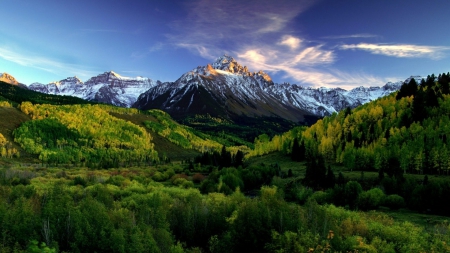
[340,43,450,59]
[236,47,387,89]
[278,35,302,50]
[323,34,379,39]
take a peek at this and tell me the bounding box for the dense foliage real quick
[302,73,450,175]
[14,103,158,167]
[143,110,223,152]
[181,114,299,146]
[0,166,449,253]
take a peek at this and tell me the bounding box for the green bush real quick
[384,194,406,210]
[358,188,385,210]
[310,191,330,205]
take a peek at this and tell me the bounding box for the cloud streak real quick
[0,46,98,82]
[236,47,388,89]
[169,0,313,59]
[340,43,450,59]
[323,34,379,39]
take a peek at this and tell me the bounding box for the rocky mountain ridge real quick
[28,71,157,107]
[133,55,409,122]
[10,55,413,122]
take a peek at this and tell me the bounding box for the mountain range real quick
[28,71,158,107]
[11,56,415,123]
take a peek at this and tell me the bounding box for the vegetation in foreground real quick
[0,163,449,253]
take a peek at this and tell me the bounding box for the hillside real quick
[9,102,248,166]
[0,106,36,163]
[302,73,450,175]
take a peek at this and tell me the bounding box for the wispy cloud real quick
[236,46,387,89]
[166,0,391,88]
[131,42,165,59]
[168,0,313,59]
[79,29,120,33]
[0,46,98,82]
[323,33,379,39]
[340,43,450,59]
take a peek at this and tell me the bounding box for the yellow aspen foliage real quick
[0,133,6,147]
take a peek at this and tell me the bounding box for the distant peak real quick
[0,72,19,85]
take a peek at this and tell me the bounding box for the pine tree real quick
[325,166,336,189]
[291,138,300,161]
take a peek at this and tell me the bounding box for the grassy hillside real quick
[0,106,37,164]
[109,111,200,161]
[8,102,247,166]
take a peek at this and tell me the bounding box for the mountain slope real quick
[28,71,158,107]
[134,55,405,123]
[133,56,314,122]
[0,73,28,89]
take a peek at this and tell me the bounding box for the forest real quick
[1,74,450,252]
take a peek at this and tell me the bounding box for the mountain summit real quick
[0,72,19,85]
[133,55,304,121]
[133,55,404,123]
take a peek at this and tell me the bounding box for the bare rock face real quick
[0,73,19,85]
[0,72,29,89]
[28,72,158,107]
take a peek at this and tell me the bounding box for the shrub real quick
[358,188,385,210]
[383,194,406,210]
[171,174,189,184]
[310,191,330,205]
[344,181,363,209]
[192,173,206,184]
[73,176,87,187]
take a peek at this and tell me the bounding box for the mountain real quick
[0,73,27,89]
[133,55,313,122]
[28,71,158,107]
[133,55,406,123]
[23,55,407,123]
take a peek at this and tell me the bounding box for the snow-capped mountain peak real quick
[50,76,84,86]
[133,55,409,122]
[27,71,158,107]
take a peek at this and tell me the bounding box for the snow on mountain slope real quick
[134,55,312,122]
[28,71,158,107]
[24,55,409,122]
[134,55,407,121]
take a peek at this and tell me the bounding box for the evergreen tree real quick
[234,150,244,167]
[220,145,232,168]
[337,172,345,186]
[325,166,336,189]
[412,87,426,122]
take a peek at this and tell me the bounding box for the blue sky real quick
[1,0,449,89]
